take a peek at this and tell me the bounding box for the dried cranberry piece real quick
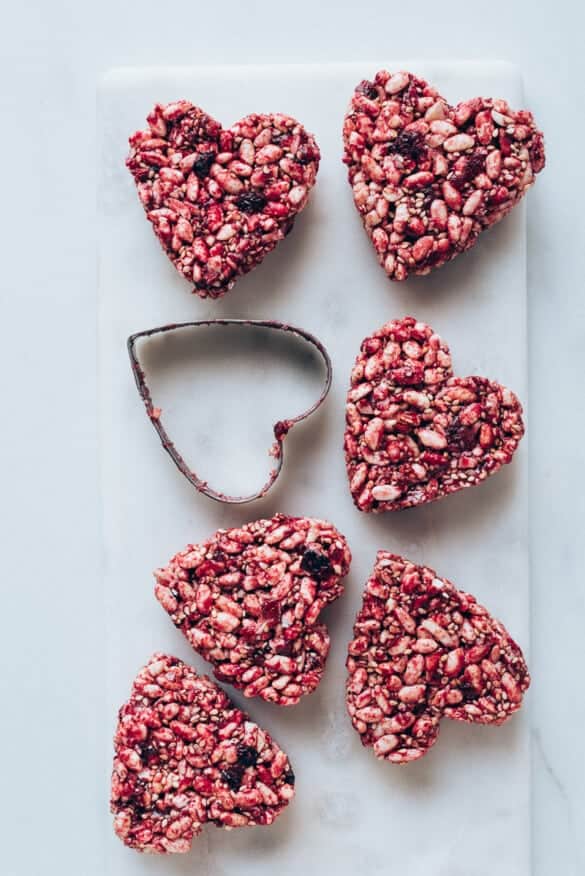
[235,191,268,213]
[221,764,245,790]
[275,641,295,657]
[300,547,332,580]
[140,744,160,765]
[192,151,216,178]
[447,418,478,450]
[237,745,259,767]
[356,79,378,100]
[388,130,426,162]
[283,767,295,785]
[452,151,485,188]
[261,599,281,624]
[295,144,315,165]
[460,682,480,702]
[251,648,267,663]
[412,702,428,716]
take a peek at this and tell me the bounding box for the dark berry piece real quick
[452,151,485,188]
[297,143,317,165]
[235,191,267,213]
[283,767,295,785]
[221,764,245,790]
[252,646,268,664]
[192,151,216,178]
[388,130,426,163]
[466,152,486,177]
[304,653,321,670]
[139,744,159,765]
[261,598,281,624]
[460,682,480,702]
[300,548,332,581]
[412,703,428,716]
[356,79,379,100]
[237,745,259,768]
[446,418,478,451]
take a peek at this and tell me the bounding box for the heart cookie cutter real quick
[128,319,333,504]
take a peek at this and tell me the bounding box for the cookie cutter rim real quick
[127,319,333,504]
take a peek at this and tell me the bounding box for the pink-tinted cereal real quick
[111,653,295,853]
[346,554,530,763]
[127,102,320,298]
[343,70,545,281]
[345,317,524,511]
[155,515,351,705]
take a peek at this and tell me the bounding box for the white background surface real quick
[1,3,583,875]
[100,62,530,876]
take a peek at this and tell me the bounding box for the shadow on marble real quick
[205,197,324,317]
[357,453,523,554]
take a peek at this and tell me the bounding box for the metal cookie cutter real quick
[127,319,333,504]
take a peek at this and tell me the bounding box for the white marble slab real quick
[98,62,530,876]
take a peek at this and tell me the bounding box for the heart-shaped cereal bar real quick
[345,317,524,511]
[127,102,320,298]
[346,554,530,763]
[343,71,545,280]
[111,653,295,853]
[155,515,351,705]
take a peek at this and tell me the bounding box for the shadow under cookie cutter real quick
[127,319,333,504]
